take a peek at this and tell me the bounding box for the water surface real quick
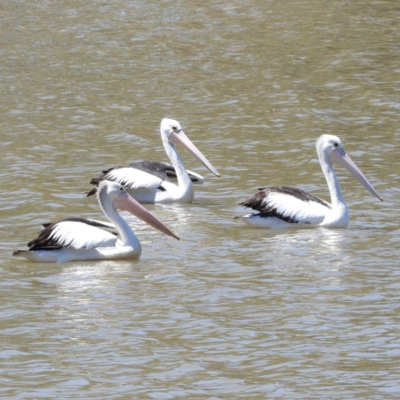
[1,1,399,398]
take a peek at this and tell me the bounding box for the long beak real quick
[113,192,180,240]
[329,148,383,201]
[170,130,220,177]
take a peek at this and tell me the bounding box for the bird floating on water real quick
[13,181,179,263]
[88,118,220,203]
[236,134,383,229]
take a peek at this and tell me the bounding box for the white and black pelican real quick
[88,118,220,203]
[13,181,179,263]
[236,134,383,229]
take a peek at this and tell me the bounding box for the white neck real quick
[99,195,141,256]
[319,152,349,225]
[162,136,194,202]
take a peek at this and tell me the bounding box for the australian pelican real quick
[13,181,179,263]
[236,134,383,229]
[88,118,220,203]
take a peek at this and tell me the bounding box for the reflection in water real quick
[318,229,347,255]
[253,228,348,273]
[46,262,136,294]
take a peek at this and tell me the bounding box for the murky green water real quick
[1,1,399,398]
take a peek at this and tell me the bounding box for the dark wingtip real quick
[86,188,97,197]
[89,178,100,185]
[12,250,24,256]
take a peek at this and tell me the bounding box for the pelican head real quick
[160,118,220,177]
[97,181,180,240]
[317,134,383,201]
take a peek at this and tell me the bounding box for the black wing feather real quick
[27,218,118,251]
[129,160,203,183]
[87,164,166,197]
[128,160,173,181]
[239,186,329,223]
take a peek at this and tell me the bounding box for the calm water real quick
[1,1,400,398]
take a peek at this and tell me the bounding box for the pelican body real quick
[13,181,179,263]
[88,118,220,203]
[237,135,383,229]
[127,160,205,184]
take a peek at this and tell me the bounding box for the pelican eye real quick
[334,142,339,148]
[119,186,125,192]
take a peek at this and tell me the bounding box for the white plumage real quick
[104,168,164,191]
[47,221,118,249]
[265,191,329,224]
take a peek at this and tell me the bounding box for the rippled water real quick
[1,1,400,398]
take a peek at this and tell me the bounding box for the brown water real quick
[1,1,399,398]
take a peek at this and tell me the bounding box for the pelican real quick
[88,118,220,203]
[13,181,179,263]
[236,134,383,229]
